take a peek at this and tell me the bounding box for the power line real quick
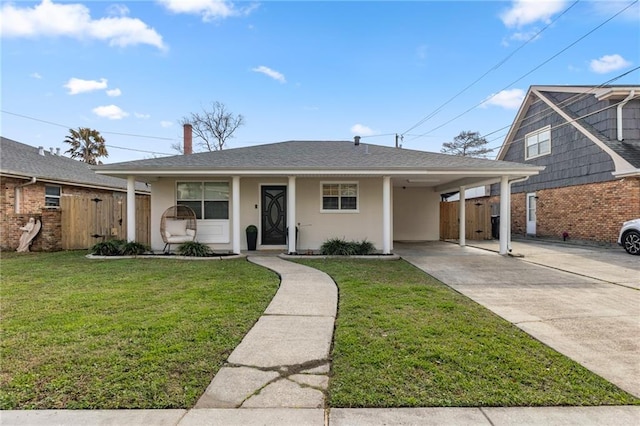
[401,0,581,136]
[1,109,177,156]
[407,0,638,142]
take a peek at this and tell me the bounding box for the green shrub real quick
[320,238,376,255]
[120,241,150,256]
[90,240,124,256]
[357,239,376,255]
[177,241,213,257]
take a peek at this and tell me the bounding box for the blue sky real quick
[1,0,639,163]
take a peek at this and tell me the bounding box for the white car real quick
[618,218,640,255]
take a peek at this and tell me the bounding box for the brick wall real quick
[0,176,129,251]
[490,178,640,244]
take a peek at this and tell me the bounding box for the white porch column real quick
[382,176,391,255]
[287,176,297,254]
[459,185,466,247]
[499,176,509,255]
[127,176,136,242]
[232,176,241,254]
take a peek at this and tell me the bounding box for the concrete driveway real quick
[395,241,640,398]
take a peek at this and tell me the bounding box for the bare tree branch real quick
[178,101,245,153]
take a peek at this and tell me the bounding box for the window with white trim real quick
[176,182,229,219]
[321,182,358,211]
[525,126,551,160]
[45,185,61,207]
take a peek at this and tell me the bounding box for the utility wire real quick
[407,0,638,142]
[1,109,176,156]
[479,65,640,153]
[401,0,581,136]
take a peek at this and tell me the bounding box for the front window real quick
[322,182,358,211]
[177,182,229,219]
[525,126,551,160]
[45,185,61,207]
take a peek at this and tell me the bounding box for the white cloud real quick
[481,88,525,110]
[0,0,166,50]
[500,0,566,28]
[92,104,129,120]
[30,72,42,79]
[157,0,258,21]
[160,120,173,128]
[106,88,122,97]
[135,112,151,119]
[64,77,108,95]
[252,65,286,83]
[589,54,631,74]
[350,124,377,137]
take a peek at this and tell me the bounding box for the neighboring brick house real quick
[491,85,640,245]
[1,137,150,251]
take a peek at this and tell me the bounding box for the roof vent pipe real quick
[354,136,360,146]
[183,123,193,155]
[50,147,54,154]
[56,147,61,156]
[38,146,44,156]
[617,89,635,141]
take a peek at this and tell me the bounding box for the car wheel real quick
[623,230,640,255]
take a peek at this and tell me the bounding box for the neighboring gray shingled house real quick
[491,85,640,244]
[94,136,542,255]
[1,137,149,251]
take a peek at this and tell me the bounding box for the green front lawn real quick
[0,251,278,409]
[296,259,640,407]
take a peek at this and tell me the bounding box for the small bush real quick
[177,241,213,257]
[90,240,124,256]
[120,241,150,256]
[357,239,376,255]
[320,238,376,255]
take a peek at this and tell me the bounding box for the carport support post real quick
[232,176,241,254]
[126,176,136,242]
[499,176,509,255]
[382,176,391,254]
[288,176,297,254]
[459,185,466,247]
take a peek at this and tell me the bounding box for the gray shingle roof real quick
[94,140,540,172]
[0,137,149,192]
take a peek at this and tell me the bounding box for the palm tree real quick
[64,128,108,165]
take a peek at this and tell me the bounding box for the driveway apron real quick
[395,241,640,398]
[194,256,337,409]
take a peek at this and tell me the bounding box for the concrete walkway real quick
[195,256,337,409]
[3,250,640,425]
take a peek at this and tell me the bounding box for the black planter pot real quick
[246,231,257,251]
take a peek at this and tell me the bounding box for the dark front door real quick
[261,186,287,245]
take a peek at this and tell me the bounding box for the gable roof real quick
[0,137,149,193]
[94,140,543,193]
[497,85,640,176]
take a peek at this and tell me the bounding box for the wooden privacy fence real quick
[61,194,150,250]
[440,198,493,241]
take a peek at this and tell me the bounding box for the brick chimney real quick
[183,123,193,155]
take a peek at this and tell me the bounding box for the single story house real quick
[491,85,640,244]
[0,137,150,251]
[94,133,543,255]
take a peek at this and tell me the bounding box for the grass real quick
[295,259,640,407]
[0,251,278,409]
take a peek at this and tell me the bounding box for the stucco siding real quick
[393,187,440,241]
[295,178,385,251]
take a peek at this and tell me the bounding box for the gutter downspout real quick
[15,177,37,214]
[617,90,635,141]
[506,176,531,252]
